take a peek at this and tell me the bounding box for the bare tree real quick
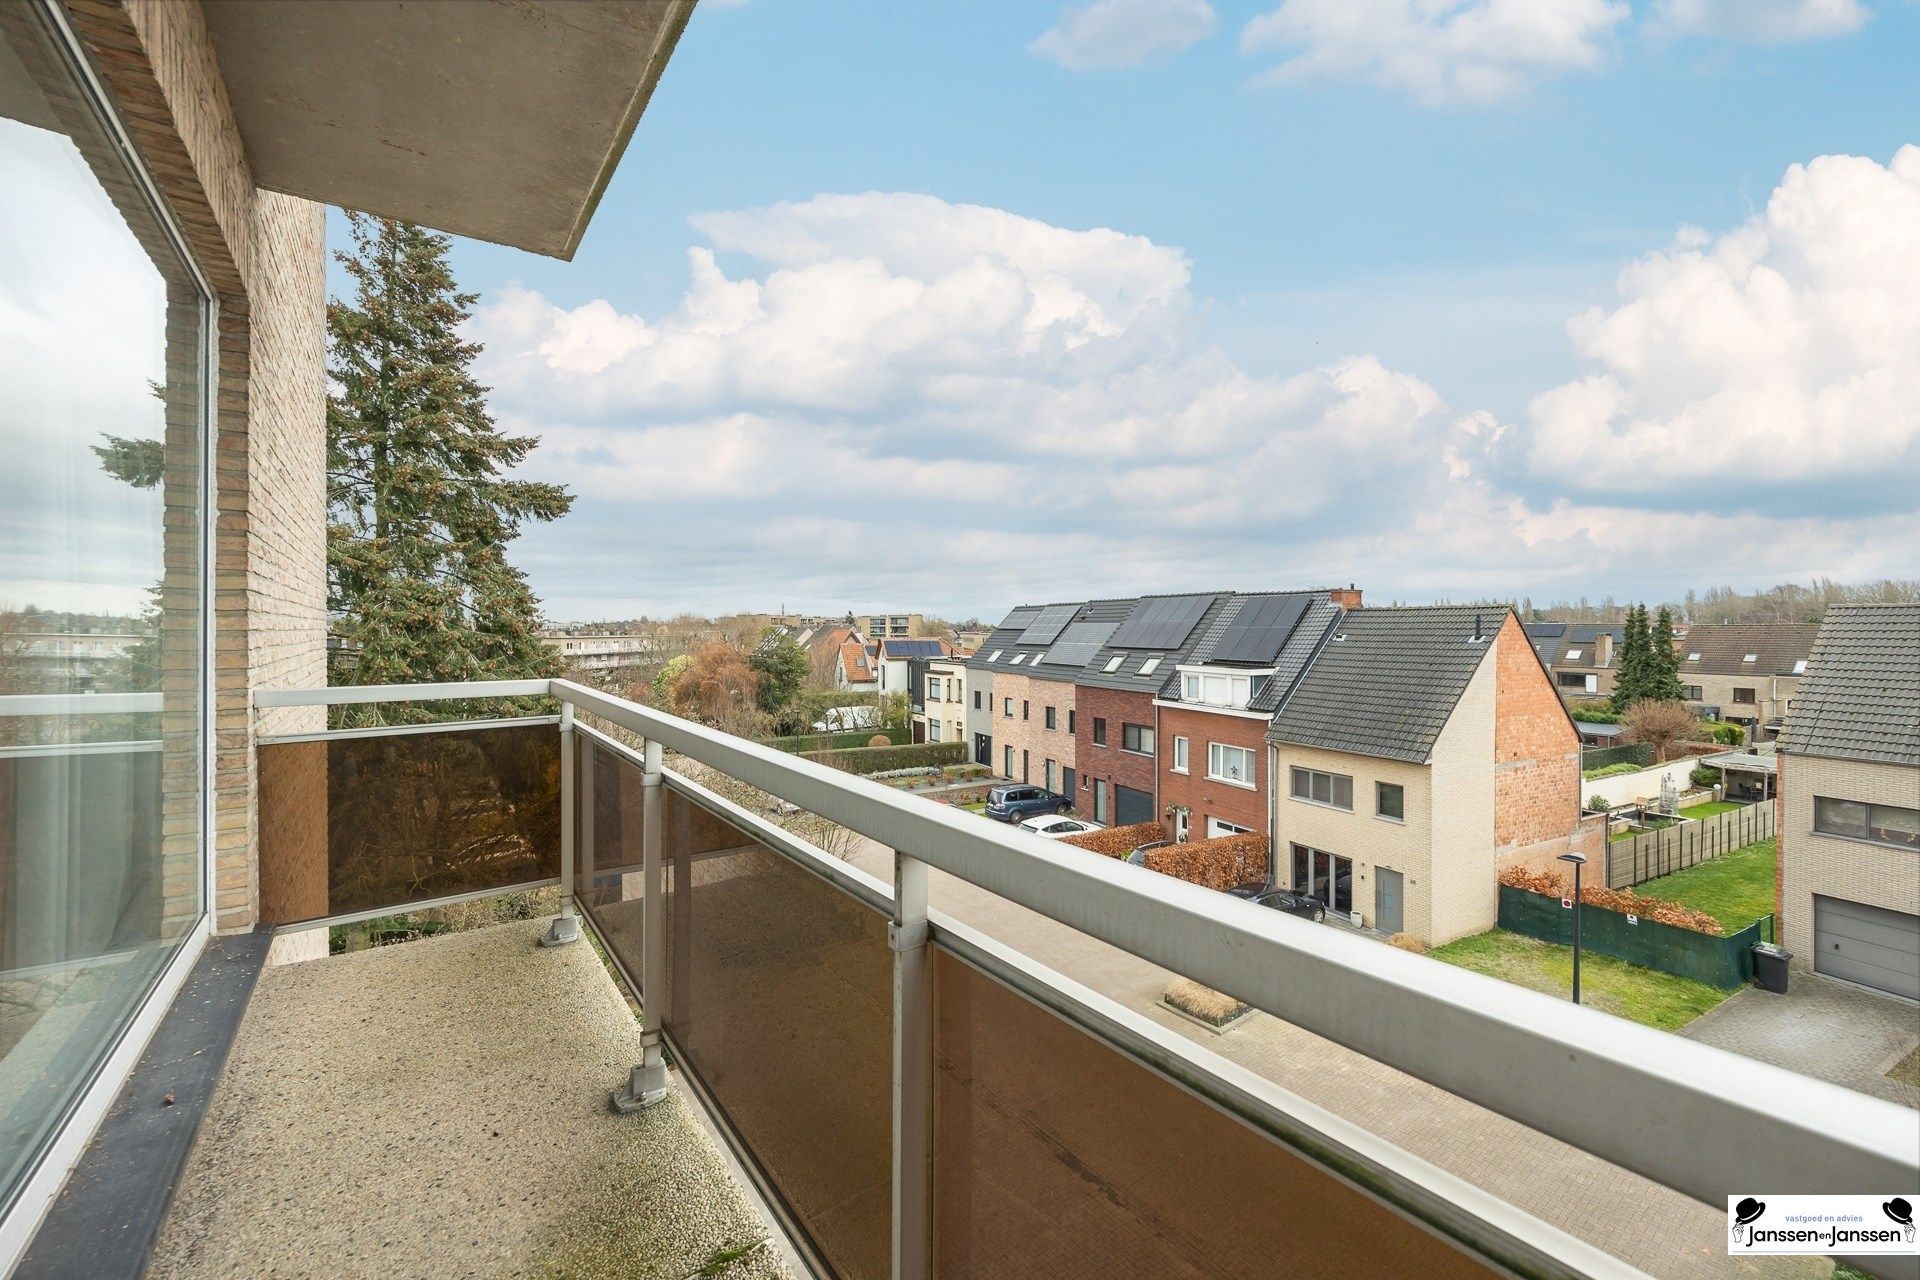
[1620,698,1701,763]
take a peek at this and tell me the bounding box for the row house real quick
[907,649,971,746]
[970,589,1589,943]
[1675,622,1818,738]
[1524,622,1622,700]
[874,636,954,697]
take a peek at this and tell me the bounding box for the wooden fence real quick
[1605,802,1774,890]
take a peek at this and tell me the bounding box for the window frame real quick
[1813,796,1920,851]
[1121,722,1156,756]
[1171,736,1189,774]
[1290,766,1354,811]
[1092,717,1107,746]
[1376,781,1405,823]
[1207,742,1256,789]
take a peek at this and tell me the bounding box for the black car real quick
[1226,881,1327,923]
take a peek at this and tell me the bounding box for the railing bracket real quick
[610,1061,669,1113]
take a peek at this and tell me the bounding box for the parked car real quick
[1018,814,1104,840]
[1125,839,1171,867]
[984,785,1069,822]
[1226,881,1327,923]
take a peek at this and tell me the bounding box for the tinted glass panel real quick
[0,6,207,1209]
[641,787,894,1280]
[256,723,559,924]
[931,948,1499,1279]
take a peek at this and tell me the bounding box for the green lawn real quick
[1429,929,1730,1031]
[1635,837,1777,933]
[1678,800,1742,819]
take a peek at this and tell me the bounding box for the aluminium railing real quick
[250,678,1920,1280]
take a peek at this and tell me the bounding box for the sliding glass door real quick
[0,2,210,1211]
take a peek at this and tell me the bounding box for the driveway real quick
[1680,974,1920,1108]
[839,834,1832,1280]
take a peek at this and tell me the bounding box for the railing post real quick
[612,737,669,1112]
[890,851,931,1280]
[540,702,581,947]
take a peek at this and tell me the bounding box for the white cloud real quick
[1031,0,1218,70]
[474,188,1918,620]
[1239,0,1628,105]
[1517,147,1920,505]
[1653,0,1869,42]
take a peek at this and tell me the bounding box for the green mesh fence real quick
[1498,886,1769,989]
[1580,742,1652,771]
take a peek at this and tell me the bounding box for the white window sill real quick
[1207,775,1257,791]
[1289,795,1354,814]
[1170,766,1188,775]
[1375,814,1405,825]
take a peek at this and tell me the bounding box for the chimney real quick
[1328,582,1363,610]
[1474,613,1483,642]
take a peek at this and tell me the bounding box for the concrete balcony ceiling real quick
[200,0,694,258]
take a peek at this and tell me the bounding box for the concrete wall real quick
[71,0,330,931]
[1778,753,1920,967]
[1581,757,1702,810]
[1427,651,1499,944]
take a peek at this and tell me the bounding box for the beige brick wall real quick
[69,0,329,931]
[1686,672,1799,730]
[1270,744,1435,938]
[1428,651,1499,944]
[1778,754,1920,966]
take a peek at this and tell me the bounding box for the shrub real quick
[1060,821,1166,858]
[941,763,992,780]
[868,765,941,780]
[1587,794,1611,812]
[1566,701,1620,724]
[1387,932,1428,954]
[867,734,890,748]
[1690,766,1720,788]
[799,740,968,775]
[1163,979,1250,1026]
[1500,866,1724,935]
[1702,721,1746,746]
[1145,833,1269,891]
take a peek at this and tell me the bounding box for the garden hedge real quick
[799,740,967,775]
[765,725,911,753]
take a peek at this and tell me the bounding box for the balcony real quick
[116,679,1920,1277]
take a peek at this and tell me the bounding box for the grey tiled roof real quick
[1527,622,1622,670]
[1779,604,1920,767]
[1267,606,1504,763]
[1078,593,1233,693]
[1156,591,1340,704]
[1676,623,1818,677]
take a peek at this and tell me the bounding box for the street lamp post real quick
[1558,850,1589,1005]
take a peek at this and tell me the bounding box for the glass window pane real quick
[1333,775,1353,810]
[0,7,207,1208]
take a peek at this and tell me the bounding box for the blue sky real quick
[331,0,1920,621]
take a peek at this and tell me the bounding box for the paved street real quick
[842,835,1834,1280]
[1681,977,1920,1108]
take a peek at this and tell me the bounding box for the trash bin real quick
[1752,942,1791,994]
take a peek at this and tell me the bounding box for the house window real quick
[1092,717,1107,746]
[1792,659,1807,674]
[927,677,943,701]
[1813,797,1919,851]
[1045,706,1056,730]
[1067,710,1076,735]
[1733,687,1757,704]
[1557,672,1597,692]
[1742,654,1757,663]
[1376,782,1405,822]
[1104,654,1123,672]
[1139,657,1161,675]
[1565,648,1583,661]
[1171,736,1189,773]
[929,721,942,742]
[973,691,982,710]
[1208,743,1255,787]
[1004,745,1014,776]
[1291,767,1353,810]
[988,650,1002,663]
[1181,670,1253,708]
[1687,652,1700,661]
[1022,700,1030,721]
[1022,750,1030,783]
[1045,759,1059,792]
[1683,685,1704,701]
[1122,723,1155,755]
[1003,697,1013,717]
[1207,818,1251,838]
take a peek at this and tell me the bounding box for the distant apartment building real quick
[1776,604,1920,1001]
[1674,622,1818,738]
[540,631,664,672]
[1524,622,1622,699]
[908,652,971,745]
[5,614,148,692]
[864,612,926,640]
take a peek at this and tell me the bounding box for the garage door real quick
[1813,896,1920,1001]
[1114,785,1154,827]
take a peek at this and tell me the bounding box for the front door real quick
[975,733,991,766]
[1173,809,1188,842]
[1374,868,1405,935]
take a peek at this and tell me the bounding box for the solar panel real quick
[1017,603,1079,646]
[997,606,1041,631]
[1210,595,1311,665]
[1039,620,1118,667]
[1109,595,1211,649]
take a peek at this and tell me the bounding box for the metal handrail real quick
[254,678,1920,1217]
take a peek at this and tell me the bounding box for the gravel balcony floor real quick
[147,919,792,1280]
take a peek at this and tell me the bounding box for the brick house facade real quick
[1157,705,1269,842]
[1490,614,1596,877]
[987,670,1077,798]
[1074,685,1160,826]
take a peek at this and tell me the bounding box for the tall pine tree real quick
[1611,604,1651,711]
[1647,606,1684,702]
[327,214,572,718]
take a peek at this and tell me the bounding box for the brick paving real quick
[1680,977,1920,1108]
[845,835,1835,1280]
